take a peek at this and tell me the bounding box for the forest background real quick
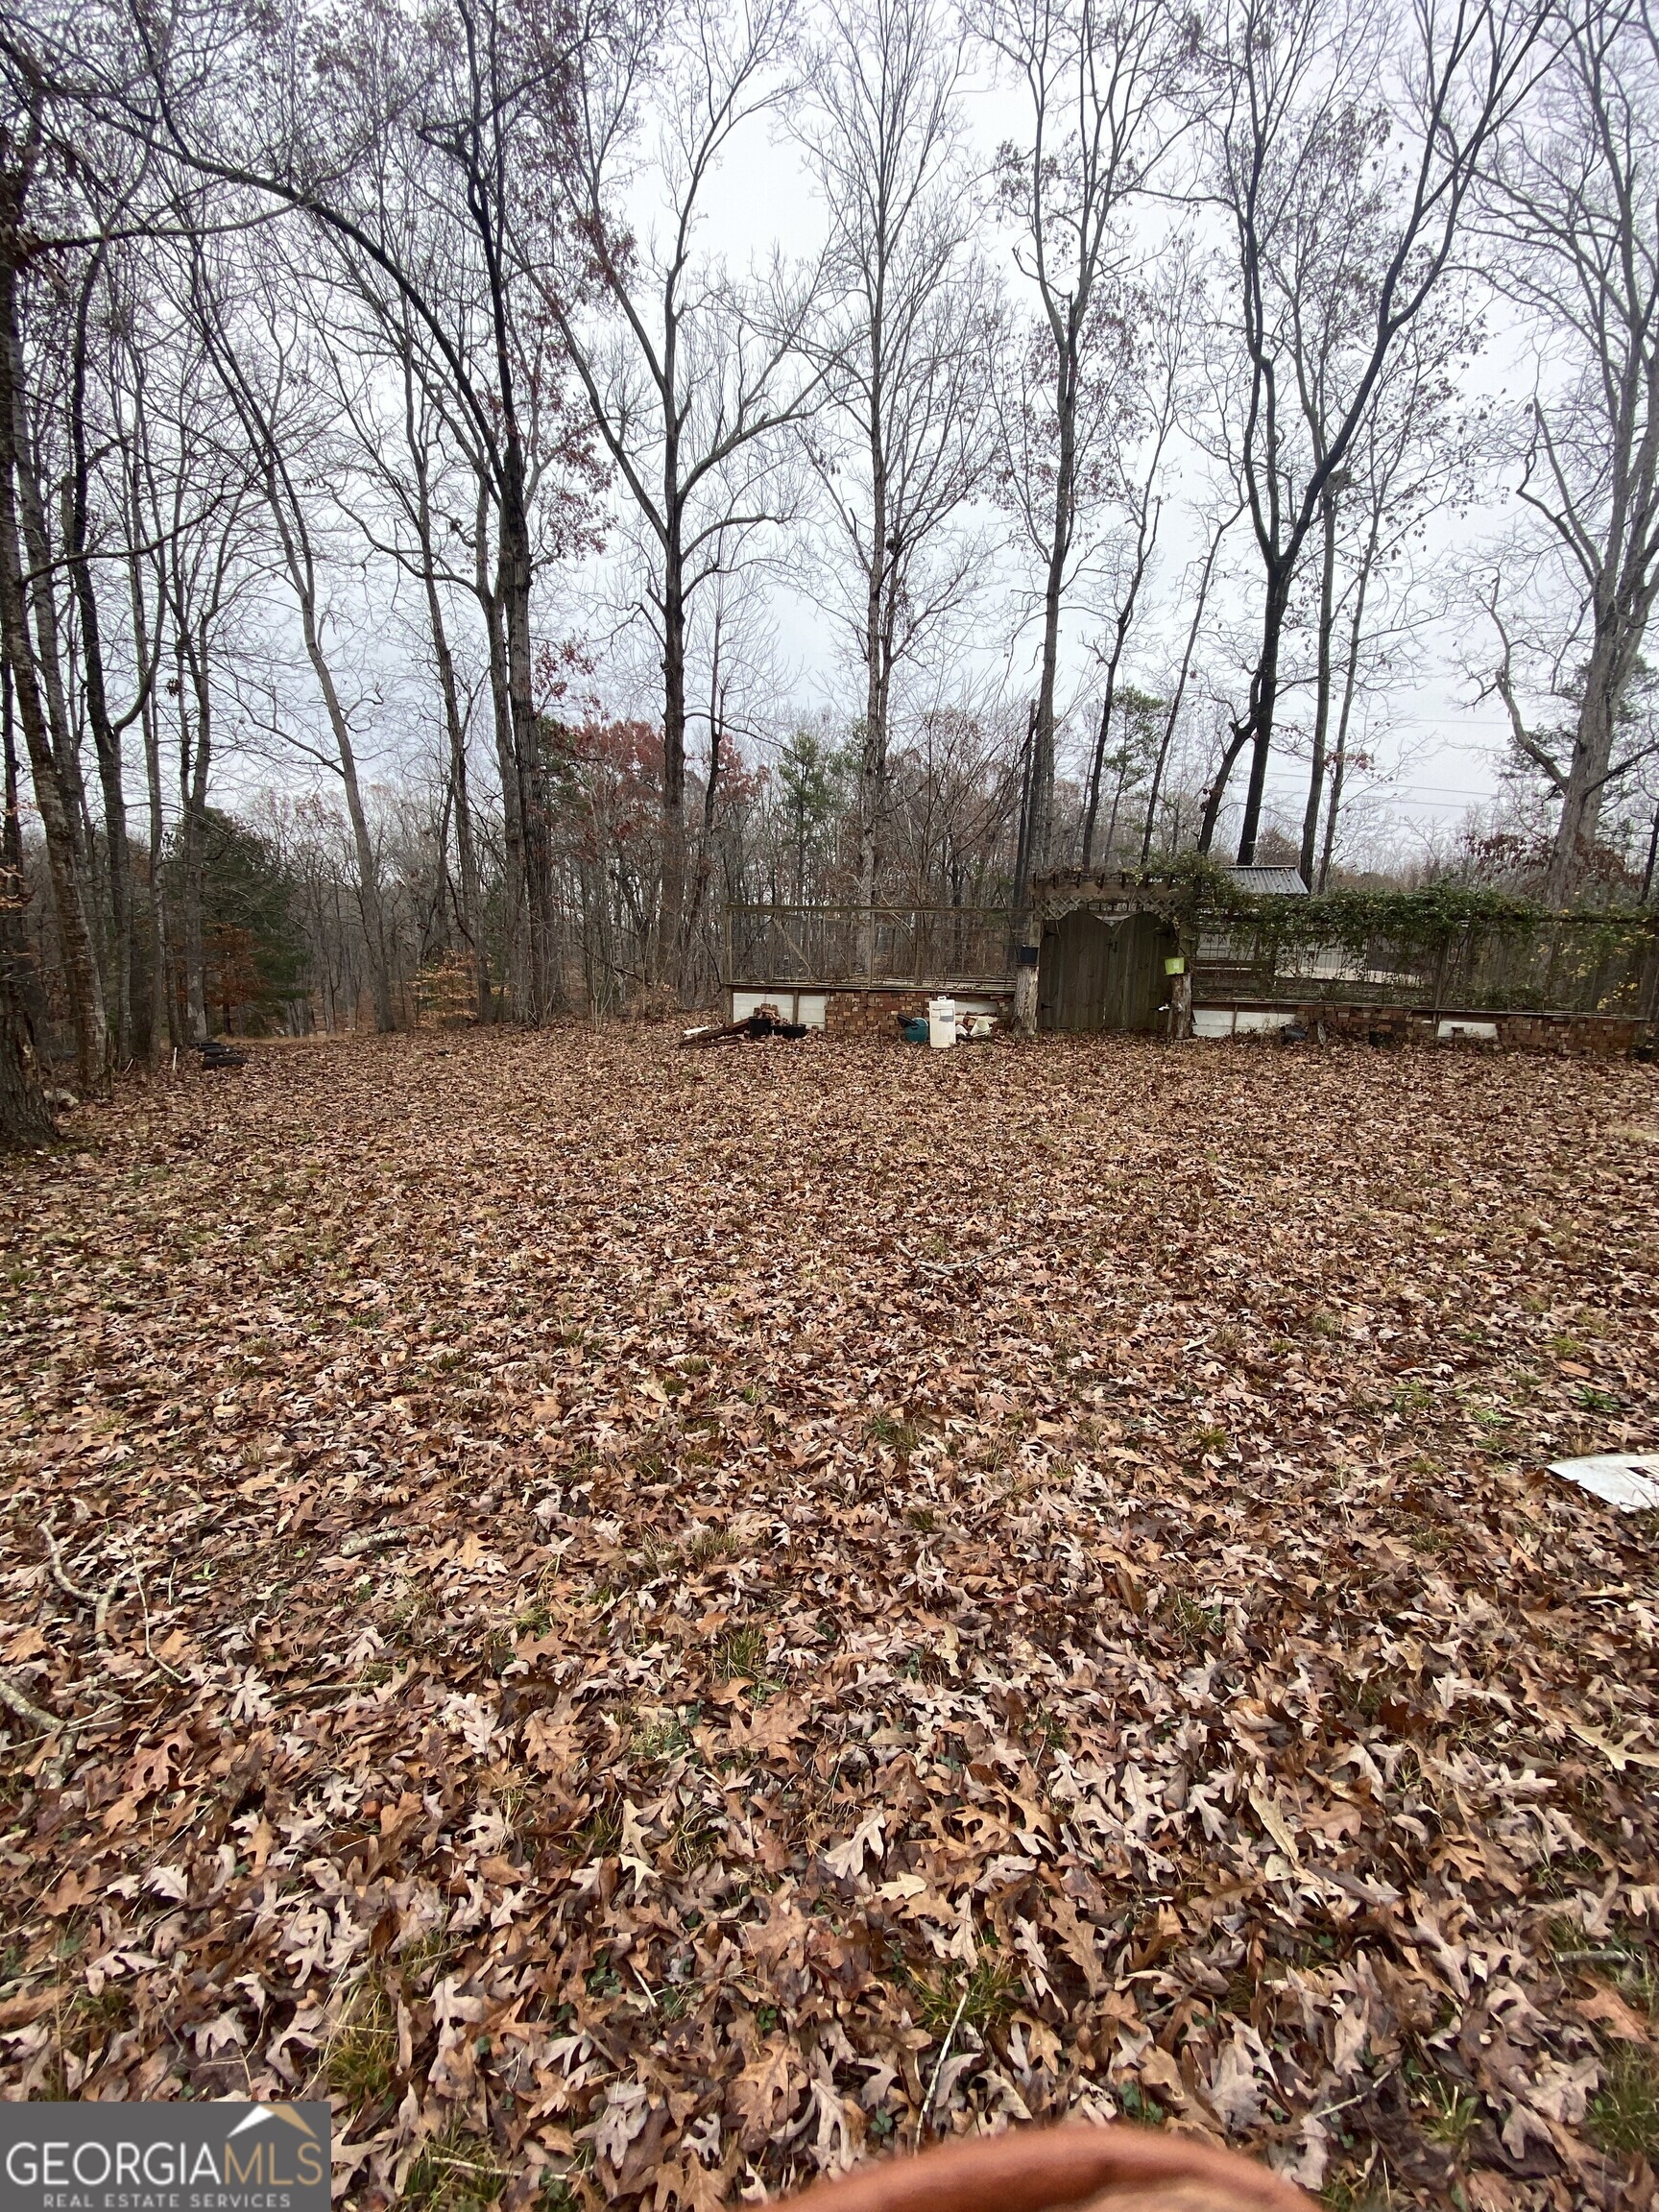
[4,0,1659,1079]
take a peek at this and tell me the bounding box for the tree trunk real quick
[412,465,486,1020]
[294,594,395,1031]
[1028,362,1074,889]
[66,246,134,1060]
[1081,664,1118,871]
[1196,727,1253,855]
[1102,750,1132,859]
[115,331,172,1059]
[1234,560,1292,864]
[474,482,528,1020]
[857,390,890,973]
[1142,505,1238,861]
[1319,733,1347,894]
[499,457,553,1020]
[1298,490,1339,886]
[660,522,687,997]
[331,718,392,1028]
[72,518,132,1058]
[1014,345,1076,1036]
[176,630,210,1044]
[0,262,108,1094]
[1317,542,1373,893]
[1545,631,1623,906]
[684,600,727,999]
[485,588,530,1005]
[125,519,172,1060]
[1083,496,1157,868]
[140,661,172,1060]
[0,902,52,1147]
[9,325,100,923]
[430,581,485,1018]
[2,650,54,1138]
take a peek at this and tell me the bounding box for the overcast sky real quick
[205,24,1565,878]
[589,46,1536,869]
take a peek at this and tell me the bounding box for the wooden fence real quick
[726,904,1015,989]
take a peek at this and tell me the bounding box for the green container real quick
[1164,956,1186,975]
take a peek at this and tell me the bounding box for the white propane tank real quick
[927,996,957,1048]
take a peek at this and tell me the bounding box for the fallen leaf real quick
[1570,1985,1651,2044]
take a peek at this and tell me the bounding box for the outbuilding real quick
[1031,865,1306,1033]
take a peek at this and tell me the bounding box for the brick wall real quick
[1201,1001,1656,1059]
[824,988,932,1040]
[1492,1013,1653,1058]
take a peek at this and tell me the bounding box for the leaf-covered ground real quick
[3,1028,1659,2211]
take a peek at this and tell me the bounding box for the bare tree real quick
[548,0,828,992]
[1202,0,1553,866]
[1077,253,1198,866]
[154,401,258,1046]
[1299,312,1472,881]
[1,658,50,1141]
[191,252,397,1030]
[327,301,491,1018]
[106,266,262,1052]
[105,256,175,1058]
[67,242,133,1057]
[682,533,785,991]
[796,0,997,944]
[0,75,109,1092]
[42,0,606,1020]
[975,0,1193,1024]
[1478,0,1659,902]
[1139,491,1241,858]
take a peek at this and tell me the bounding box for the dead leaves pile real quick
[2,1026,1658,2212]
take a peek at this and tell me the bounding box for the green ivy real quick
[1080,855,1658,1010]
[1108,855,1652,952]
[1203,876,1650,957]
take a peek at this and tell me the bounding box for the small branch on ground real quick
[126,1549,185,1684]
[917,1982,973,2148]
[42,1521,100,1604]
[342,1528,407,1558]
[0,1672,58,1736]
[44,1521,130,1649]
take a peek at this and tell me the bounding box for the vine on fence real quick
[1085,855,1659,1012]
[1134,854,1658,958]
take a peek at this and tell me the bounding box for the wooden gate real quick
[1038,907,1175,1033]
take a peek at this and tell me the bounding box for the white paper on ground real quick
[1548,1455,1659,1511]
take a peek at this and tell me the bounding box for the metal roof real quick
[1223,865,1308,895]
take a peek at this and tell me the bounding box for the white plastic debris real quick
[927,996,957,1048]
[1547,1454,1659,1511]
[1436,1018,1498,1044]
